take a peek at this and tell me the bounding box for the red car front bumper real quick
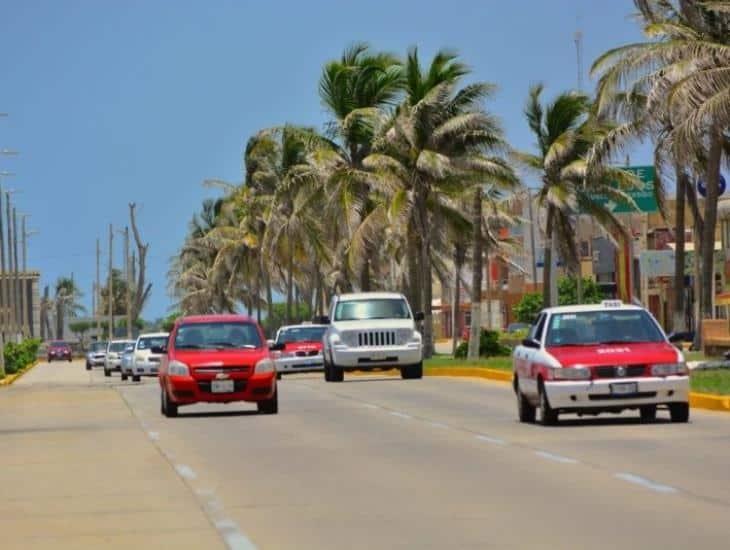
[162,373,276,406]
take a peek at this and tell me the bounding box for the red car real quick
[157,314,278,417]
[47,341,72,362]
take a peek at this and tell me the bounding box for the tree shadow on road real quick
[543,417,675,428]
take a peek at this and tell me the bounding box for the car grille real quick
[593,365,647,378]
[148,357,160,363]
[355,331,397,347]
[193,366,251,375]
[197,380,247,393]
[295,350,320,357]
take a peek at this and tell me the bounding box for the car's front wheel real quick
[640,405,657,423]
[132,375,141,383]
[85,362,91,371]
[257,388,278,414]
[401,362,423,380]
[516,379,536,423]
[104,368,111,377]
[539,382,558,426]
[669,402,690,423]
[121,372,128,381]
[161,388,178,418]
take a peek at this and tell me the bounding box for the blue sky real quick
[0,0,650,319]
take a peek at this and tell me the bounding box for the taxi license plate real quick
[610,382,638,395]
[211,380,234,393]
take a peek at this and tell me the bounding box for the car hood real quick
[546,342,680,367]
[172,349,269,368]
[333,319,415,331]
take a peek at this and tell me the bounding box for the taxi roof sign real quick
[601,300,624,308]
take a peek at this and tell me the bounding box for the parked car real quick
[130,332,169,382]
[120,343,136,381]
[85,341,108,370]
[157,315,277,417]
[48,341,72,363]
[104,339,135,377]
[320,292,424,382]
[271,324,328,378]
[512,300,690,425]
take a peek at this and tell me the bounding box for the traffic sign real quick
[697,174,726,198]
[589,165,658,213]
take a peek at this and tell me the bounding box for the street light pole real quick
[96,238,101,338]
[108,224,113,341]
[5,191,16,337]
[125,226,132,339]
[20,215,37,337]
[13,207,21,337]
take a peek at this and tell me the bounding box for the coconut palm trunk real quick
[451,244,465,356]
[700,130,723,325]
[673,166,688,332]
[468,189,483,360]
[542,206,555,307]
[419,198,434,359]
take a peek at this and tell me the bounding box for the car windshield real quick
[545,310,665,347]
[109,342,131,352]
[50,342,68,348]
[90,342,107,352]
[137,336,168,350]
[174,322,262,350]
[334,299,411,321]
[276,326,327,344]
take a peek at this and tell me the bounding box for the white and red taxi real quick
[512,301,689,425]
[270,324,328,377]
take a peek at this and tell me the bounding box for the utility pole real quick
[0,189,4,376]
[108,224,113,341]
[6,192,16,338]
[526,188,538,286]
[96,238,101,338]
[19,213,27,336]
[125,226,132,339]
[13,208,21,337]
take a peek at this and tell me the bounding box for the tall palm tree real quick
[591,0,729,334]
[54,277,84,340]
[363,49,518,358]
[516,84,641,307]
[318,43,404,291]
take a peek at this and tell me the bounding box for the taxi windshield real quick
[276,326,326,344]
[545,310,665,347]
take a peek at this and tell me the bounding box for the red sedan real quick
[47,341,72,362]
[157,315,278,417]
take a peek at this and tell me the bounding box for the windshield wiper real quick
[210,342,235,348]
[177,344,203,349]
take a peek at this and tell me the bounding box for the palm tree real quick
[516,84,641,307]
[40,284,54,340]
[54,277,84,340]
[318,43,404,291]
[363,49,518,358]
[590,0,729,336]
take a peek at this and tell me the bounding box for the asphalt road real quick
[91,366,730,548]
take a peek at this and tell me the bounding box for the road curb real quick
[0,360,40,387]
[689,392,730,412]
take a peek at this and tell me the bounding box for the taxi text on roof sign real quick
[601,300,624,308]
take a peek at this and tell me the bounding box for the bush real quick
[454,329,511,359]
[4,339,41,375]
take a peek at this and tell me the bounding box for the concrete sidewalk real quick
[0,361,224,549]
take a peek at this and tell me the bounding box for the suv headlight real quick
[255,358,275,374]
[651,363,688,376]
[551,366,591,380]
[168,360,190,376]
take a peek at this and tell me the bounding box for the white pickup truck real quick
[320,292,424,382]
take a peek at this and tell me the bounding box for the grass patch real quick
[425,355,512,371]
[691,369,730,396]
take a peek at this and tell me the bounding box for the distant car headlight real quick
[168,360,190,376]
[551,366,591,380]
[254,358,275,374]
[651,363,688,376]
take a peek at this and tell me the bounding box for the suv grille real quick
[593,365,647,378]
[357,331,397,347]
[295,350,319,357]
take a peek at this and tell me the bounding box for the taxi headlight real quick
[651,362,688,376]
[254,358,275,374]
[168,360,189,376]
[552,366,591,380]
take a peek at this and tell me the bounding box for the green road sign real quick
[589,165,658,213]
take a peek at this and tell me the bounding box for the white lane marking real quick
[475,434,507,446]
[429,422,449,429]
[535,450,578,464]
[614,473,678,494]
[148,431,159,441]
[215,518,258,550]
[362,403,379,409]
[389,411,412,419]
[174,464,197,480]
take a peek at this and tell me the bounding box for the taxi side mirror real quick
[414,312,425,322]
[269,342,285,351]
[522,338,540,349]
[313,315,330,325]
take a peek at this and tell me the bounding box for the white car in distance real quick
[321,292,424,382]
[131,332,169,382]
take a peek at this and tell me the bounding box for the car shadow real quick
[342,376,402,383]
[545,417,675,428]
[177,410,260,418]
